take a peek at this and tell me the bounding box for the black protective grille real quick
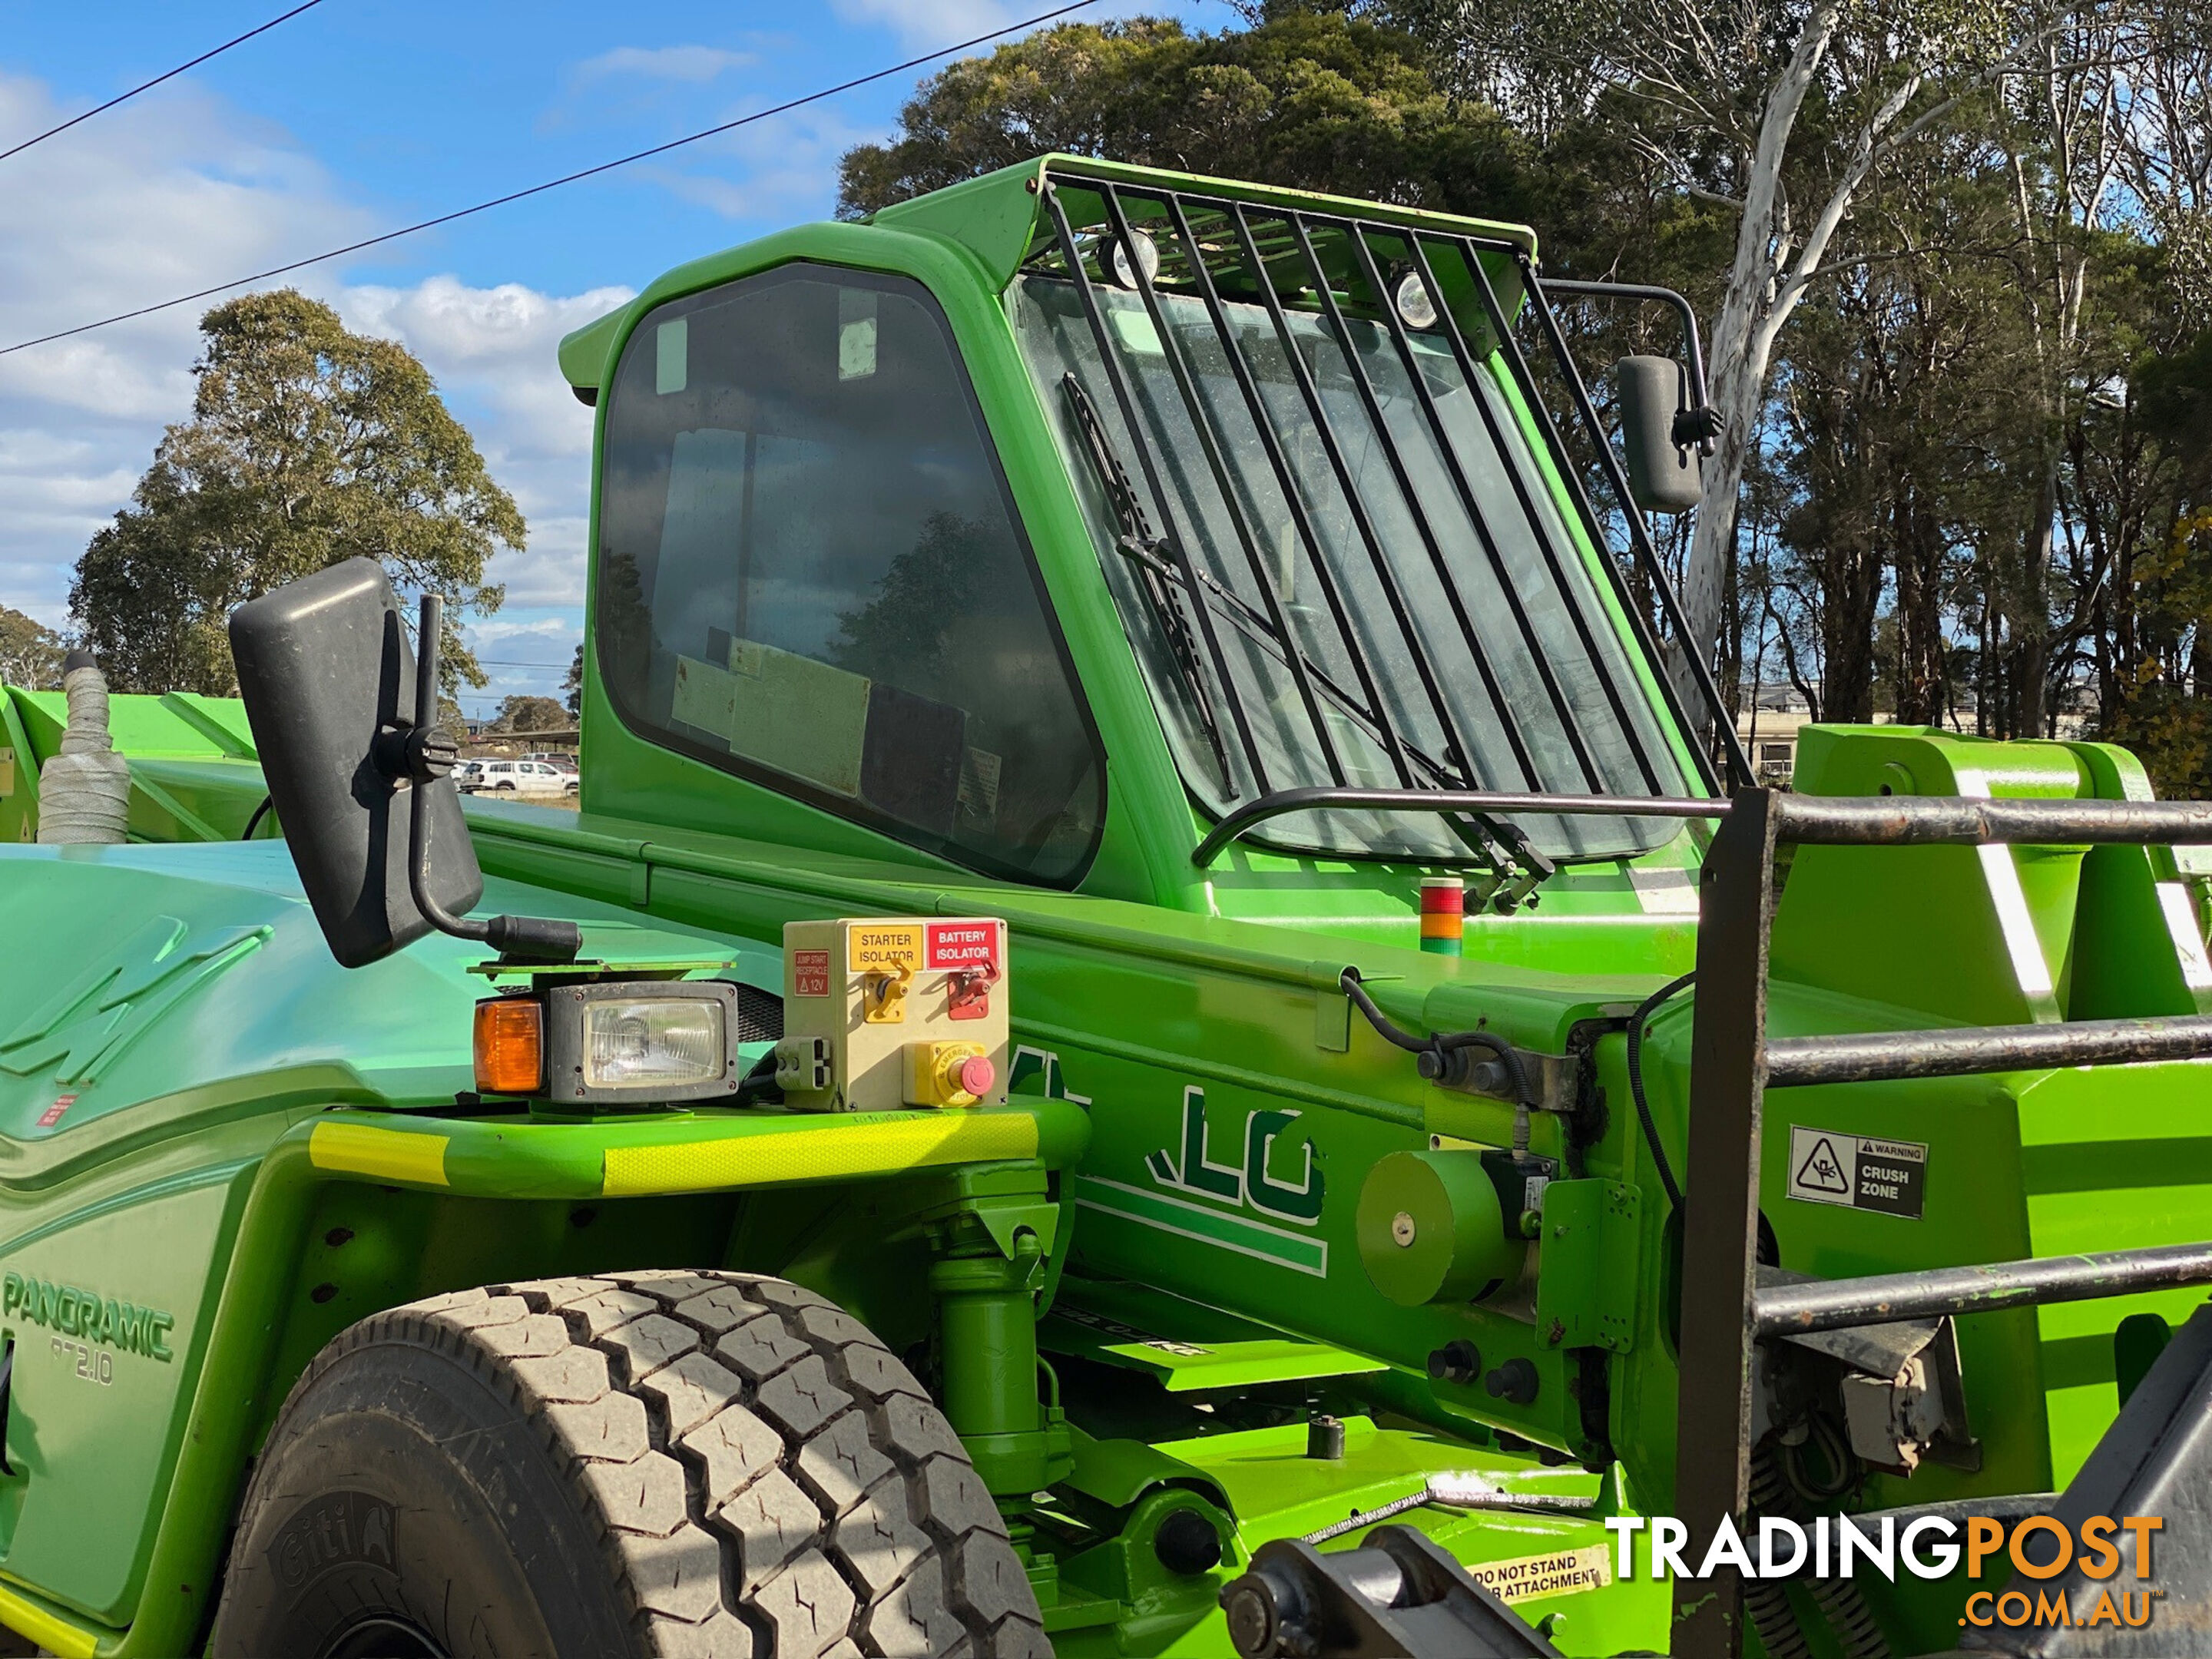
[1022,171,1749,870]
[733,982,783,1045]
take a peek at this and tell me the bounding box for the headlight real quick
[1391,269,1438,332]
[583,998,725,1089]
[520,980,743,1105]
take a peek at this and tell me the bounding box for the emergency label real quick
[846,923,924,975]
[926,921,1002,972]
[1788,1126,1926,1219]
[1467,1543,1612,1605]
[790,951,831,998]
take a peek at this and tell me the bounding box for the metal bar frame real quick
[1518,257,1755,787]
[1757,1243,2212,1338]
[1146,191,1361,786]
[1386,228,1683,797]
[1093,182,1331,793]
[1217,200,1428,793]
[1332,217,1601,790]
[1039,182,1266,796]
[1031,169,1740,859]
[1445,239,1735,795]
[1672,786,2212,1657]
[1277,214,1487,790]
[1192,784,1727,868]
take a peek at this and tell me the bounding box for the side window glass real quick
[597,265,1104,883]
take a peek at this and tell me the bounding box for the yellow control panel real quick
[774,917,1008,1112]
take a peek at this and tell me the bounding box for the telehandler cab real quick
[2,155,2211,1659]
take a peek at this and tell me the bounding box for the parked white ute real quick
[468,759,578,796]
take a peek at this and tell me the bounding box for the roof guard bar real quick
[1674,787,2212,1659]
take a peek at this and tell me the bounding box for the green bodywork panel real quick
[0,157,2204,1657]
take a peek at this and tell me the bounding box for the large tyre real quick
[211,1270,1048,1659]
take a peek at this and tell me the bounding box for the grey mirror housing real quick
[230,558,484,968]
[1616,355,1704,514]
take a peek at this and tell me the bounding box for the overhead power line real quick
[0,0,1101,359]
[0,1,327,166]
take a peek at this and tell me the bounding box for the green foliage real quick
[70,290,523,695]
[0,607,62,690]
[844,3,2212,793]
[836,13,1536,222]
[486,694,570,736]
[562,641,584,717]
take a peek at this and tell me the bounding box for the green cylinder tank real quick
[1356,1149,1523,1306]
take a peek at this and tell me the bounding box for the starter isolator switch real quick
[779,916,1010,1112]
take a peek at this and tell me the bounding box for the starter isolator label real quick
[1787,1127,1926,1219]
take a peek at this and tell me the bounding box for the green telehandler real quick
[2,154,2211,1659]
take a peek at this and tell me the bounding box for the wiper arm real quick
[1063,374,1237,796]
[1061,374,1558,897]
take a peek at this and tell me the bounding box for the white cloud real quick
[574,44,755,84]
[645,104,881,220]
[830,0,1027,53]
[0,68,633,640]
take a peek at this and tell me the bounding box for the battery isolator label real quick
[926,922,1001,972]
[1787,1127,1926,1219]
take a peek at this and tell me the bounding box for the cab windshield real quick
[1011,180,1700,865]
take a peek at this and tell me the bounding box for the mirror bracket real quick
[406,594,582,966]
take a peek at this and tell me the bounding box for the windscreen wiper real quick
[1064,376,1555,891]
[1063,375,1239,796]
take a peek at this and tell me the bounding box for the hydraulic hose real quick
[1743,1449,1817,1659]
[35,651,130,845]
[1340,967,1538,1151]
[1751,1444,1894,1659]
[1626,971,1693,1212]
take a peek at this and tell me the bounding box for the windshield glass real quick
[1012,218,1695,863]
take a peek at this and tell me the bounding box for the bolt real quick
[1222,1578,1279,1657]
[1427,1339,1482,1385]
[1390,1210,1418,1247]
[1485,1357,1540,1405]
[1306,1416,1346,1460]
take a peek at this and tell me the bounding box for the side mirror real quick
[230,558,580,968]
[1615,355,1705,515]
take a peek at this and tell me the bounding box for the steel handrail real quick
[1754,1243,2212,1336]
[1190,785,1730,868]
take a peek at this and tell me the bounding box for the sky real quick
[0,0,1235,718]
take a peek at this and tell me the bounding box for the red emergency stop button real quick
[956,1055,996,1099]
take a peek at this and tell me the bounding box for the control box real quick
[774,916,1009,1112]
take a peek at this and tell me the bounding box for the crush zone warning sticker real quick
[1788,1126,1926,1219]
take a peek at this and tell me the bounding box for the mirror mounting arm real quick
[409,594,583,965]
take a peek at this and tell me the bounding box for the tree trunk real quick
[2012,455,2060,737]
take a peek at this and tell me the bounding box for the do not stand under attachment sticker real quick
[1787,1126,1926,1219]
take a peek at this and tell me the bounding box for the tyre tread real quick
[253,1269,1041,1658]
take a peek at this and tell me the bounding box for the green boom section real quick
[0,155,2204,1658]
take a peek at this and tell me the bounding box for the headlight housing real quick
[482,980,743,1104]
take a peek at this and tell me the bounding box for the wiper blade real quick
[1063,373,1237,796]
[1081,474,1557,887]
[1061,373,1558,896]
